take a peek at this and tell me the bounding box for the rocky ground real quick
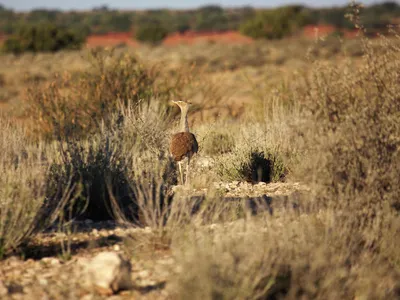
[0,181,308,300]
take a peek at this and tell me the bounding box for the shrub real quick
[45,101,177,223]
[135,23,168,45]
[0,118,51,256]
[24,48,175,140]
[202,131,235,155]
[240,6,309,40]
[46,135,129,221]
[2,23,84,54]
[296,33,400,212]
[216,147,287,183]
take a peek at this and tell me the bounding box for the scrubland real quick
[0,26,399,299]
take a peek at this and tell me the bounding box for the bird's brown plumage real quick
[170,132,198,161]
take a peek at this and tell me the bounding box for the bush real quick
[296,34,400,212]
[45,102,177,223]
[2,23,84,54]
[24,48,176,140]
[216,147,287,183]
[135,23,168,45]
[202,131,235,155]
[0,118,52,256]
[240,6,309,40]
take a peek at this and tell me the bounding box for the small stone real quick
[83,252,132,293]
[50,258,60,266]
[113,245,121,251]
[137,270,150,278]
[100,230,109,237]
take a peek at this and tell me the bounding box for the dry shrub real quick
[297,33,400,211]
[23,48,177,140]
[0,117,49,255]
[214,119,296,183]
[113,101,177,225]
[45,100,177,223]
[216,147,287,183]
[201,130,235,156]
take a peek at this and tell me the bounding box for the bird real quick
[169,100,198,185]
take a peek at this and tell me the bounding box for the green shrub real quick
[135,23,168,45]
[240,6,309,40]
[2,23,84,54]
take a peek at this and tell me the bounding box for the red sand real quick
[162,30,253,46]
[86,32,140,48]
[85,30,253,48]
[302,25,359,39]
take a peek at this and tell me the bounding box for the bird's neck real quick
[180,107,189,132]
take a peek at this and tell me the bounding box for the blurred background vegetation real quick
[0,2,399,48]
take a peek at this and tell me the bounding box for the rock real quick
[50,258,60,266]
[41,257,60,266]
[83,252,132,294]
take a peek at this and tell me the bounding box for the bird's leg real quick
[185,156,190,185]
[178,161,184,185]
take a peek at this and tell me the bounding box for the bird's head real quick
[171,100,192,110]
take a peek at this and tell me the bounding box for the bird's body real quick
[170,132,198,162]
[169,100,198,185]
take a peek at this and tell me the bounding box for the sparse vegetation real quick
[0,3,399,300]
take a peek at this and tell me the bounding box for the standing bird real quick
[170,100,198,185]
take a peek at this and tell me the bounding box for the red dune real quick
[86,30,253,47]
[86,32,139,47]
[163,30,253,46]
